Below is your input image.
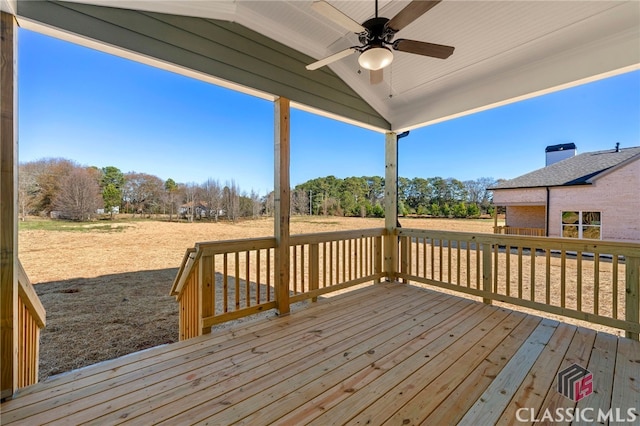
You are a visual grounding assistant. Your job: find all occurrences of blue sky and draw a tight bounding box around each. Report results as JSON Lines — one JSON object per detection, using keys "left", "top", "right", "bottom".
{"left": 18, "top": 29, "right": 640, "bottom": 195}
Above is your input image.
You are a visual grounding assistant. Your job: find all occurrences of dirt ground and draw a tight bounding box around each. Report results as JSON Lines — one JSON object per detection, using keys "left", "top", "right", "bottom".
{"left": 20, "top": 216, "right": 496, "bottom": 380}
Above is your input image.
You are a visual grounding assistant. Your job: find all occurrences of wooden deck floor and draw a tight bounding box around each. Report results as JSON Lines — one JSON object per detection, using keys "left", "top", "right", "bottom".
{"left": 2, "top": 283, "right": 639, "bottom": 425}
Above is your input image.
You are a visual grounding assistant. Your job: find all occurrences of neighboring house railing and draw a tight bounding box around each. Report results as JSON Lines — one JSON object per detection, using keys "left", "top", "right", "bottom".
{"left": 173, "top": 228, "right": 639, "bottom": 340}
{"left": 171, "top": 229, "right": 385, "bottom": 340}
{"left": 397, "top": 229, "right": 640, "bottom": 339}
{"left": 494, "top": 225, "right": 545, "bottom": 237}
{"left": 16, "top": 260, "right": 46, "bottom": 388}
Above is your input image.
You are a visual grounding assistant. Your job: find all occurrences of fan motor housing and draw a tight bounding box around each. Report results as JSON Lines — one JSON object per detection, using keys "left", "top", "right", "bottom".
{"left": 360, "top": 17, "right": 395, "bottom": 45}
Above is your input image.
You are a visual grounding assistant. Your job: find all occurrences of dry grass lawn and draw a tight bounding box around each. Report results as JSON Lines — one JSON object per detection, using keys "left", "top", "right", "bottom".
{"left": 22, "top": 215, "right": 627, "bottom": 383}
{"left": 20, "top": 216, "right": 495, "bottom": 380}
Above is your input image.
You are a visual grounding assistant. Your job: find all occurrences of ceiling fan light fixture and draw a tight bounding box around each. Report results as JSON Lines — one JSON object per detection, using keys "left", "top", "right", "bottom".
{"left": 358, "top": 46, "right": 393, "bottom": 71}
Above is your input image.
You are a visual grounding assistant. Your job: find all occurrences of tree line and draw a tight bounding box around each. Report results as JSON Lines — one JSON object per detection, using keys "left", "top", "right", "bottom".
{"left": 292, "top": 176, "right": 496, "bottom": 218}
{"left": 18, "top": 158, "right": 497, "bottom": 222}
{"left": 18, "top": 158, "right": 260, "bottom": 222}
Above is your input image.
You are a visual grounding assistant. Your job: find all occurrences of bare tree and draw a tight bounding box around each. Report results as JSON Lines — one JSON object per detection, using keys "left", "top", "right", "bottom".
{"left": 464, "top": 177, "right": 496, "bottom": 213}
{"left": 123, "top": 172, "right": 164, "bottom": 217}
{"left": 291, "top": 188, "right": 309, "bottom": 215}
{"left": 263, "top": 192, "right": 275, "bottom": 217}
{"left": 18, "top": 163, "right": 38, "bottom": 220}
{"left": 182, "top": 183, "right": 199, "bottom": 222}
{"left": 54, "top": 168, "right": 102, "bottom": 221}
{"left": 203, "top": 178, "right": 222, "bottom": 222}
{"left": 19, "top": 158, "right": 77, "bottom": 215}
{"left": 223, "top": 180, "right": 240, "bottom": 222}
{"left": 250, "top": 190, "right": 261, "bottom": 219}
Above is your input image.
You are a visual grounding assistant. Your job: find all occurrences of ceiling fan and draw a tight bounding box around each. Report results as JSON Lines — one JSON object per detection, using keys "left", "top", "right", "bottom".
{"left": 306, "top": 0, "right": 455, "bottom": 84}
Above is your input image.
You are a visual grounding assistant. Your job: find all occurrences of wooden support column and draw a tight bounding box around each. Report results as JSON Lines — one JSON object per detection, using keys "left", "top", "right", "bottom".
{"left": 1, "top": 11, "right": 18, "bottom": 400}
{"left": 384, "top": 132, "right": 397, "bottom": 282}
{"left": 274, "top": 97, "right": 290, "bottom": 315}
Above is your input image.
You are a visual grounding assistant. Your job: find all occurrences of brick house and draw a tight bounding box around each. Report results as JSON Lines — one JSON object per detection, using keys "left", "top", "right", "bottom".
{"left": 491, "top": 144, "right": 640, "bottom": 241}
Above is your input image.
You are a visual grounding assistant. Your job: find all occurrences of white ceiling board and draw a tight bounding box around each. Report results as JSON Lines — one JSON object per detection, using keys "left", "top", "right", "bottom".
{"left": 0, "top": 0, "right": 16, "bottom": 14}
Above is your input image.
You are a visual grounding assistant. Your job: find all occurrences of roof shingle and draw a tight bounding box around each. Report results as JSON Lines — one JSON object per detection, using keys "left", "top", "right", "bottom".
{"left": 492, "top": 146, "right": 640, "bottom": 189}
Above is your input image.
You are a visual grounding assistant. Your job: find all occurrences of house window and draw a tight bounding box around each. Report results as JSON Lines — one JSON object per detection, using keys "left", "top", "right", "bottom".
{"left": 561, "top": 211, "right": 601, "bottom": 239}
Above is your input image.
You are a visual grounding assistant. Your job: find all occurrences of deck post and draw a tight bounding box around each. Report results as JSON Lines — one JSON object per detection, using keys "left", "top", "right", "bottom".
{"left": 482, "top": 242, "right": 493, "bottom": 305}
{"left": 374, "top": 236, "right": 382, "bottom": 282}
{"left": 400, "top": 235, "right": 408, "bottom": 283}
{"left": 384, "top": 132, "right": 398, "bottom": 282}
{"left": 274, "top": 97, "right": 290, "bottom": 315}
{"left": 199, "top": 255, "right": 214, "bottom": 335}
{"left": 310, "top": 243, "right": 319, "bottom": 302}
{"left": 1, "top": 10, "right": 18, "bottom": 400}
{"left": 626, "top": 256, "right": 639, "bottom": 340}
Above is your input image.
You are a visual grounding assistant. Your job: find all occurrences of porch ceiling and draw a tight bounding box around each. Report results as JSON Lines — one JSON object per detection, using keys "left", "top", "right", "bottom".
{"left": 7, "top": 0, "right": 640, "bottom": 132}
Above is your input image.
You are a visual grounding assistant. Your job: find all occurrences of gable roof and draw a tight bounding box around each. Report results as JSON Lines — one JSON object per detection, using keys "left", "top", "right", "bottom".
{"left": 9, "top": 0, "right": 640, "bottom": 133}
{"left": 492, "top": 146, "right": 640, "bottom": 190}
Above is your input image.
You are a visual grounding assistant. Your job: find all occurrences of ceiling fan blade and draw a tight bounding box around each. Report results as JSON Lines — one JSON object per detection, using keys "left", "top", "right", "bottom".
{"left": 386, "top": 0, "right": 441, "bottom": 32}
{"left": 306, "top": 47, "right": 357, "bottom": 71}
{"left": 311, "top": 1, "right": 366, "bottom": 33}
{"left": 393, "top": 39, "right": 454, "bottom": 59}
{"left": 370, "top": 69, "right": 383, "bottom": 85}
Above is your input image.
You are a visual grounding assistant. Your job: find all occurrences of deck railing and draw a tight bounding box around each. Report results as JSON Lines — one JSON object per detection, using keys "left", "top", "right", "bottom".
{"left": 173, "top": 227, "right": 639, "bottom": 340}
{"left": 16, "top": 261, "right": 46, "bottom": 388}
{"left": 289, "top": 229, "right": 385, "bottom": 303}
{"left": 170, "top": 238, "right": 277, "bottom": 340}
{"left": 494, "top": 225, "right": 545, "bottom": 236}
{"left": 397, "top": 229, "right": 640, "bottom": 339}
{"left": 171, "top": 229, "right": 385, "bottom": 340}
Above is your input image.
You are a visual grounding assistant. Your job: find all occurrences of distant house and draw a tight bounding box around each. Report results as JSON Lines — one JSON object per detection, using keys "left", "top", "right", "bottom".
{"left": 179, "top": 201, "right": 209, "bottom": 219}
{"left": 491, "top": 144, "right": 640, "bottom": 241}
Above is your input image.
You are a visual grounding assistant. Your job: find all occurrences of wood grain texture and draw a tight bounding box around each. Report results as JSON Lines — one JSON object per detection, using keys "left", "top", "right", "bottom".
{"left": 1, "top": 10, "right": 18, "bottom": 399}
{"left": 2, "top": 284, "right": 637, "bottom": 424}
{"left": 274, "top": 97, "right": 290, "bottom": 315}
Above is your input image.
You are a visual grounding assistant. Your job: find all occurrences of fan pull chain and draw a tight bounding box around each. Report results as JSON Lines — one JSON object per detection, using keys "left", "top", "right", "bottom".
{"left": 389, "top": 65, "right": 393, "bottom": 98}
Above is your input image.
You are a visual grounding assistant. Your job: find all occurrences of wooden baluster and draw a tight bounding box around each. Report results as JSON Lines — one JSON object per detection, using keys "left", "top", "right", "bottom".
{"left": 482, "top": 242, "right": 492, "bottom": 305}
{"left": 625, "top": 256, "right": 638, "bottom": 340}
{"left": 200, "top": 255, "right": 214, "bottom": 335}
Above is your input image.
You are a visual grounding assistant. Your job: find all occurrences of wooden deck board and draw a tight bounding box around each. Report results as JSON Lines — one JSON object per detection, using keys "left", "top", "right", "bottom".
{"left": 1, "top": 283, "right": 638, "bottom": 425}
{"left": 535, "top": 327, "right": 598, "bottom": 419}
{"left": 130, "top": 291, "right": 460, "bottom": 424}
{"left": 7, "top": 285, "right": 424, "bottom": 424}
{"left": 370, "top": 311, "right": 533, "bottom": 425}
{"left": 459, "top": 318, "right": 559, "bottom": 425}
{"left": 218, "top": 300, "right": 478, "bottom": 426}
{"left": 575, "top": 332, "right": 618, "bottom": 418}
{"left": 611, "top": 338, "right": 640, "bottom": 420}
{"left": 494, "top": 322, "right": 577, "bottom": 425}
{"left": 390, "top": 312, "right": 540, "bottom": 426}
